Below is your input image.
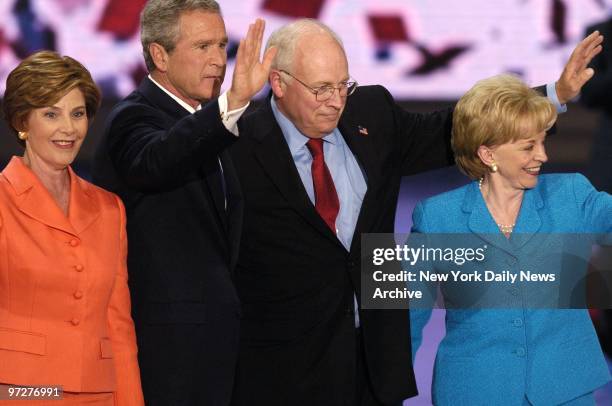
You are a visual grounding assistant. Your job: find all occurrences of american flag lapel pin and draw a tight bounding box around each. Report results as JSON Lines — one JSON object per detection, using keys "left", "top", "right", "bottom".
{"left": 358, "top": 125, "right": 369, "bottom": 136}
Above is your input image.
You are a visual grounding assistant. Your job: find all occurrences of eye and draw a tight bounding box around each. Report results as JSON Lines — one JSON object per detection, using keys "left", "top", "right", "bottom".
{"left": 315, "top": 86, "right": 334, "bottom": 95}
{"left": 72, "top": 110, "right": 86, "bottom": 118}
{"left": 199, "top": 44, "right": 210, "bottom": 50}
{"left": 219, "top": 42, "right": 227, "bottom": 50}
{"left": 44, "top": 111, "right": 57, "bottom": 119}
{"left": 523, "top": 145, "right": 535, "bottom": 151}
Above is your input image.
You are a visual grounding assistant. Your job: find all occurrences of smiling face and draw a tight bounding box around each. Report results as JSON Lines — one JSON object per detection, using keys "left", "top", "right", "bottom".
{"left": 274, "top": 33, "right": 350, "bottom": 138}
{"left": 23, "top": 88, "right": 88, "bottom": 172}
{"left": 490, "top": 130, "right": 548, "bottom": 190}
{"left": 152, "top": 10, "right": 227, "bottom": 108}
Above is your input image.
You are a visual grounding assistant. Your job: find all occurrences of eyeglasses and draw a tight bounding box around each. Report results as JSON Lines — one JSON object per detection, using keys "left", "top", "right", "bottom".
{"left": 279, "top": 70, "right": 357, "bottom": 102}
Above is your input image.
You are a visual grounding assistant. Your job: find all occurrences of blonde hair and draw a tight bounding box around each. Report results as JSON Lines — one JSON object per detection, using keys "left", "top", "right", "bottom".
{"left": 2, "top": 50, "right": 100, "bottom": 147}
{"left": 452, "top": 74, "right": 557, "bottom": 179}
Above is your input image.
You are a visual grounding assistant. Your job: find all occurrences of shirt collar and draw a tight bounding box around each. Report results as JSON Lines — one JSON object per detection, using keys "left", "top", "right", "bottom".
{"left": 270, "top": 97, "right": 338, "bottom": 156}
{"left": 148, "top": 74, "right": 201, "bottom": 113}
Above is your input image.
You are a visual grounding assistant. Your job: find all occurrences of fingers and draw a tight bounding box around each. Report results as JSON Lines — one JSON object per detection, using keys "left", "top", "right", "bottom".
{"left": 239, "top": 18, "right": 266, "bottom": 68}
{"left": 253, "top": 19, "right": 265, "bottom": 64}
{"left": 581, "top": 31, "right": 603, "bottom": 66}
{"left": 565, "top": 31, "right": 603, "bottom": 76}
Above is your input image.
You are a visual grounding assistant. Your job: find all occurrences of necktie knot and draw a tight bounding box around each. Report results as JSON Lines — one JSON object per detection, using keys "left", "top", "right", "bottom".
{"left": 306, "top": 138, "right": 325, "bottom": 158}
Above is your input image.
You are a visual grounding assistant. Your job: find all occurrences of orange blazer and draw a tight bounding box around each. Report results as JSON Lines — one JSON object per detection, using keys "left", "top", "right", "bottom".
{"left": 0, "top": 157, "right": 143, "bottom": 405}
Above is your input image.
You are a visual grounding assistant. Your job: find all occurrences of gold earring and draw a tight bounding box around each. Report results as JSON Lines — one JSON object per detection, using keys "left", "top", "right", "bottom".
{"left": 491, "top": 162, "right": 498, "bottom": 173}
{"left": 18, "top": 131, "right": 27, "bottom": 140}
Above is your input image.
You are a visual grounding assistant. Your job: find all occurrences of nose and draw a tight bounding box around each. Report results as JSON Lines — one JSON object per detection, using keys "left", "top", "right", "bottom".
{"left": 325, "top": 88, "right": 344, "bottom": 109}
{"left": 536, "top": 143, "right": 548, "bottom": 163}
{"left": 60, "top": 115, "right": 77, "bottom": 134}
{"left": 210, "top": 45, "right": 226, "bottom": 67}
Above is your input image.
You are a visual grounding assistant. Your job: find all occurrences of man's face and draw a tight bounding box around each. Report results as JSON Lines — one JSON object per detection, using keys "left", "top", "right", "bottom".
{"left": 276, "top": 34, "right": 350, "bottom": 138}
{"left": 162, "top": 10, "right": 227, "bottom": 107}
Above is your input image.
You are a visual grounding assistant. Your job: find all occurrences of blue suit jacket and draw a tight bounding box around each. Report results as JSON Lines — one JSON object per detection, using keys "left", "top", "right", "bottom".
{"left": 409, "top": 173, "right": 611, "bottom": 405}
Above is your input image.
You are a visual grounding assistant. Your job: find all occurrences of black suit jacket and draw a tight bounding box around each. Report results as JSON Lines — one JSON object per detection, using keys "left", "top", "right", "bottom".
{"left": 582, "top": 19, "right": 612, "bottom": 115}
{"left": 229, "top": 85, "right": 454, "bottom": 405}
{"left": 93, "top": 77, "right": 243, "bottom": 406}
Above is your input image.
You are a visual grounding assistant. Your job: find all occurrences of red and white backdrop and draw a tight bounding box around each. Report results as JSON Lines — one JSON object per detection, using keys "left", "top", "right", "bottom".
{"left": 0, "top": 0, "right": 608, "bottom": 100}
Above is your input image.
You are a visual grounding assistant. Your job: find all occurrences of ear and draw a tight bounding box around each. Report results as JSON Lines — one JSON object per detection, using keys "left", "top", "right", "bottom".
{"left": 149, "top": 42, "right": 170, "bottom": 72}
{"left": 476, "top": 145, "right": 495, "bottom": 166}
{"left": 269, "top": 70, "right": 284, "bottom": 99}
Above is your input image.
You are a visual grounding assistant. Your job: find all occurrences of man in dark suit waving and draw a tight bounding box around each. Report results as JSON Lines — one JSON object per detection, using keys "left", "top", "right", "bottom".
{"left": 92, "top": 0, "right": 275, "bottom": 404}
{"left": 229, "top": 19, "right": 602, "bottom": 406}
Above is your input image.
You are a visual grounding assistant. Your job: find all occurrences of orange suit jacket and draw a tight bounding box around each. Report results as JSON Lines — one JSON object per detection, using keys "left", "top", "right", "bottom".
{"left": 0, "top": 157, "right": 143, "bottom": 405}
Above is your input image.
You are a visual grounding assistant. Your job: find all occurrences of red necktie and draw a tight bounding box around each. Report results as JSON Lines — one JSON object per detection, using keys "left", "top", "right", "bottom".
{"left": 306, "top": 138, "right": 340, "bottom": 232}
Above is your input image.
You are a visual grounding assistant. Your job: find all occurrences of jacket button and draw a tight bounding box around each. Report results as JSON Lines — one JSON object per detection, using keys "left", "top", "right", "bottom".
{"left": 73, "top": 291, "right": 83, "bottom": 299}
{"left": 69, "top": 239, "right": 79, "bottom": 247}
{"left": 75, "top": 264, "right": 84, "bottom": 272}
{"left": 70, "top": 318, "right": 80, "bottom": 326}
{"left": 512, "top": 318, "right": 523, "bottom": 327}
{"left": 515, "top": 347, "right": 526, "bottom": 357}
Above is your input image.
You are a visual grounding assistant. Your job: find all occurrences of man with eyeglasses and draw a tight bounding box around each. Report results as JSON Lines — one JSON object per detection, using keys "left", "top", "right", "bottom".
{"left": 229, "top": 18, "right": 602, "bottom": 406}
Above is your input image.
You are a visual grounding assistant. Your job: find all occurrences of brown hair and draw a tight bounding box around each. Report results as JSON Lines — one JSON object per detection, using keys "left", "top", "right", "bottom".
{"left": 140, "top": 0, "right": 221, "bottom": 72}
{"left": 452, "top": 74, "right": 557, "bottom": 179}
{"left": 2, "top": 50, "right": 101, "bottom": 147}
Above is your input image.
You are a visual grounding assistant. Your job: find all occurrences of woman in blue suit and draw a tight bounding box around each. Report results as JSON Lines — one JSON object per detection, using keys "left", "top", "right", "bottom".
{"left": 408, "top": 74, "right": 612, "bottom": 405}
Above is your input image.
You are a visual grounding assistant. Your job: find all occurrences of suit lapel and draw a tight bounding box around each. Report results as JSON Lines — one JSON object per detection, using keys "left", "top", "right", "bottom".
{"left": 511, "top": 187, "right": 543, "bottom": 249}
{"left": 338, "top": 113, "right": 381, "bottom": 252}
{"left": 140, "top": 77, "right": 230, "bottom": 240}
{"left": 252, "top": 103, "right": 343, "bottom": 248}
{"left": 202, "top": 156, "right": 228, "bottom": 232}
{"left": 221, "top": 149, "right": 243, "bottom": 270}
{"left": 68, "top": 167, "right": 100, "bottom": 234}
{"left": 463, "top": 182, "right": 516, "bottom": 257}
{"left": 2, "top": 157, "right": 99, "bottom": 236}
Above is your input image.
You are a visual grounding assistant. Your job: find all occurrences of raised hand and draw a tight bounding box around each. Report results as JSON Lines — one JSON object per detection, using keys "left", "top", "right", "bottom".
{"left": 556, "top": 30, "right": 603, "bottom": 104}
{"left": 227, "top": 19, "right": 277, "bottom": 110}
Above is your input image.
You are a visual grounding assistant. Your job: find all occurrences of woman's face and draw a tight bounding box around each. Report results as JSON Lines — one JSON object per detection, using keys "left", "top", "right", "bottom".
{"left": 24, "top": 88, "right": 88, "bottom": 171}
{"left": 490, "top": 130, "right": 548, "bottom": 190}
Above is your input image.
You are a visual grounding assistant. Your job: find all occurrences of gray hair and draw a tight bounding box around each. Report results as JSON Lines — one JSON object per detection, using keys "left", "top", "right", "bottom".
{"left": 140, "top": 0, "right": 221, "bottom": 72}
{"left": 265, "top": 18, "right": 344, "bottom": 72}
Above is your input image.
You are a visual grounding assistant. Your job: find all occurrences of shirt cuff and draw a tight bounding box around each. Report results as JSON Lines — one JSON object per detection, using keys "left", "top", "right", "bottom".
{"left": 218, "top": 91, "right": 249, "bottom": 136}
{"left": 547, "top": 82, "right": 567, "bottom": 114}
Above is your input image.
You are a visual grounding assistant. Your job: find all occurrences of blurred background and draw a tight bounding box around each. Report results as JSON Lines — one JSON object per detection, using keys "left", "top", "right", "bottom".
{"left": 0, "top": 0, "right": 610, "bottom": 404}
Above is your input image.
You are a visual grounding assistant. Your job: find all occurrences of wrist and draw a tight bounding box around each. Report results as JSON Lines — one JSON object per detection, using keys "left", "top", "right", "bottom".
{"left": 227, "top": 89, "right": 249, "bottom": 111}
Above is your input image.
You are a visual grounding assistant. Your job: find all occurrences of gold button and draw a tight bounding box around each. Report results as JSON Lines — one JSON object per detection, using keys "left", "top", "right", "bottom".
{"left": 75, "top": 264, "right": 84, "bottom": 272}
{"left": 73, "top": 291, "right": 83, "bottom": 299}
{"left": 69, "top": 239, "right": 79, "bottom": 247}
{"left": 70, "top": 318, "right": 80, "bottom": 326}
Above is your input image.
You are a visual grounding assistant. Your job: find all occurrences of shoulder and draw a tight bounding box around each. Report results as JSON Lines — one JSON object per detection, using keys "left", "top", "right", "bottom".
{"left": 345, "top": 85, "right": 393, "bottom": 109}
{"left": 419, "top": 182, "right": 472, "bottom": 213}
{"left": 413, "top": 183, "right": 472, "bottom": 231}
{"left": 76, "top": 174, "right": 124, "bottom": 212}
{"left": 536, "top": 173, "right": 592, "bottom": 198}
{"left": 106, "top": 90, "right": 160, "bottom": 125}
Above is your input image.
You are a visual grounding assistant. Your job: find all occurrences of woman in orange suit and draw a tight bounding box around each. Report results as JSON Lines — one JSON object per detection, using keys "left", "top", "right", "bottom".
{"left": 0, "top": 51, "right": 143, "bottom": 405}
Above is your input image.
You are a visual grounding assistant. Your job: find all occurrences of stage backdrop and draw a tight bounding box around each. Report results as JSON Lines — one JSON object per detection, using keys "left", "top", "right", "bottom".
{"left": 0, "top": 0, "right": 608, "bottom": 100}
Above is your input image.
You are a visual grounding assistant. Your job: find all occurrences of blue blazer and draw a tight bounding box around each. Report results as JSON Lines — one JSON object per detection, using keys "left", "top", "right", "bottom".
{"left": 409, "top": 173, "right": 611, "bottom": 405}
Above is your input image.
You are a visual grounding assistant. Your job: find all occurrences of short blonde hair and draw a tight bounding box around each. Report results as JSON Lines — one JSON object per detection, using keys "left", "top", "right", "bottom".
{"left": 452, "top": 74, "right": 557, "bottom": 179}
{"left": 2, "top": 50, "right": 101, "bottom": 147}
